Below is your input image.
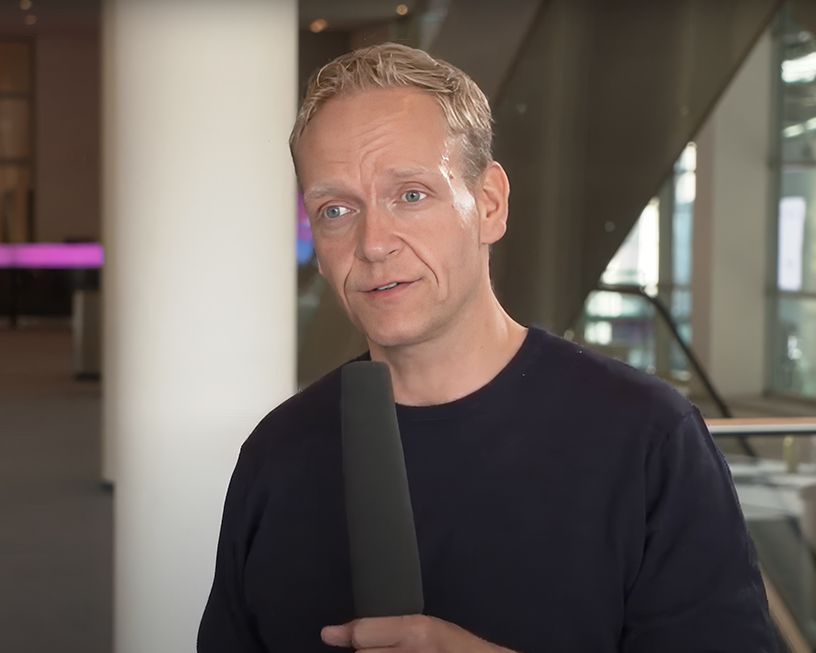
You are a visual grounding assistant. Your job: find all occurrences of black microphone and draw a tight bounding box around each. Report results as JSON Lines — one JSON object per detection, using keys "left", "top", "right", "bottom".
{"left": 340, "top": 361, "right": 424, "bottom": 618}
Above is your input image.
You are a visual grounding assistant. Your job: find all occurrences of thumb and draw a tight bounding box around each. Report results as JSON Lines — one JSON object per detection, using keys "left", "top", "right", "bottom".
{"left": 321, "top": 624, "right": 353, "bottom": 647}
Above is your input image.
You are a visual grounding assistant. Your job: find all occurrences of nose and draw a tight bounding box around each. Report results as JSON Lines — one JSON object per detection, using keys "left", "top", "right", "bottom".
{"left": 355, "top": 205, "right": 401, "bottom": 263}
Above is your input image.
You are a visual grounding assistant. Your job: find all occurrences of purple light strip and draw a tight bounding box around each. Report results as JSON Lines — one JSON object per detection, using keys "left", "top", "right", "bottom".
{"left": 0, "top": 243, "right": 104, "bottom": 269}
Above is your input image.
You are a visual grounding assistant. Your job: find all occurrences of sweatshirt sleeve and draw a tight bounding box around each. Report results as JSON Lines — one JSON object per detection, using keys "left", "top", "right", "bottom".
{"left": 197, "top": 446, "right": 267, "bottom": 653}
{"left": 621, "top": 410, "right": 778, "bottom": 653}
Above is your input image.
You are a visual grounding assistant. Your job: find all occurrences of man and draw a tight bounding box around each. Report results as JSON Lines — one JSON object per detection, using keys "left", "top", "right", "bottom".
{"left": 198, "top": 43, "right": 776, "bottom": 652}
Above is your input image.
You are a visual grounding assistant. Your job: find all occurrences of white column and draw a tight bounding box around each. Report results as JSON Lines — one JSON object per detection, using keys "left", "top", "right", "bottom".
{"left": 101, "top": 0, "right": 120, "bottom": 486}
{"left": 101, "top": 1, "right": 297, "bottom": 651}
{"left": 693, "top": 30, "right": 772, "bottom": 398}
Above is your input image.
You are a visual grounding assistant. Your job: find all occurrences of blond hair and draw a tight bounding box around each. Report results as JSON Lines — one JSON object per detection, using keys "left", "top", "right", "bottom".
{"left": 289, "top": 42, "right": 493, "bottom": 186}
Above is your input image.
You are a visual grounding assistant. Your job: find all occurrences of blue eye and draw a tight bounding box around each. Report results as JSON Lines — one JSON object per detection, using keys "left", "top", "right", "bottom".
{"left": 402, "top": 190, "right": 426, "bottom": 203}
{"left": 323, "top": 205, "right": 351, "bottom": 219}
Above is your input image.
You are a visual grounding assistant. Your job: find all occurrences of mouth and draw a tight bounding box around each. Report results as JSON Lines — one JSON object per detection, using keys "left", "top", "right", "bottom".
{"left": 366, "top": 280, "right": 414, "bottom": 293}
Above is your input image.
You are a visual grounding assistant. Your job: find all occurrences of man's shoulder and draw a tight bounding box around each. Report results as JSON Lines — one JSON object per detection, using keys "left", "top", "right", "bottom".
{"left": 524, "top": 327, "right": 696, "bottom": 433}
{"left": 241, "top": 362, "right": 346, "bottom": 454}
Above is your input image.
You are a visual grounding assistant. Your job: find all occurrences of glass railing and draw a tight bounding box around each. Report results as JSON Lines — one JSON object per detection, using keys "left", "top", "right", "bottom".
{"left": 709, "top": 419, "right": 816, "bottom": 652}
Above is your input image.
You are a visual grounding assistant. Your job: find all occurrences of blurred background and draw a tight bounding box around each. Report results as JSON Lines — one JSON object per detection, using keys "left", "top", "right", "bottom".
{"left": 4, "top": 0, "right": 816, "bottom": 651}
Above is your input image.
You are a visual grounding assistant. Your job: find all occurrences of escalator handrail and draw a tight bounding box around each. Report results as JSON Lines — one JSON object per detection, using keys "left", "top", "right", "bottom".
{"left": 707, "top": 418, "right": 816, "bottom": 436}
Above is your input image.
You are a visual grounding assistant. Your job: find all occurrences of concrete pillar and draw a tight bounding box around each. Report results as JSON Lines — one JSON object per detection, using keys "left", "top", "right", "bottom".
{"left": 693, "top": 30, "right": 773, "bottom": 398}
{"left": 101, "top": 1, "right": 297, "bottom": 651}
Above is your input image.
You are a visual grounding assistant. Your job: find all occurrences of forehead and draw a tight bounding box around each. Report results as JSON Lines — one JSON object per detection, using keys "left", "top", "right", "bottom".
{"left": 296, "top": 87, "right": 459, "bottom": 183}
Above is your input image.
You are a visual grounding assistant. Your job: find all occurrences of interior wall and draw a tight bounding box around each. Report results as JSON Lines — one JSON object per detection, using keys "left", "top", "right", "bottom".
{"left": 692, "top": 118, "right": 714, "bottom": 368}
{"left": 693, "top": 29, "right": 773, "bottom": 397}
{"left": 35, "top": 33, "right": 100, "bottom": 242}
{"left": 298, "top": 29, "right": 351, "bottom": 99}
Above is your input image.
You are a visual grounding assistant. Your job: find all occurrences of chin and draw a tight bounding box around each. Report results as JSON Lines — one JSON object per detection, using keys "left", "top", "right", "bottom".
{"left": 360, "top": 318, "right": 431, "bottom": 350}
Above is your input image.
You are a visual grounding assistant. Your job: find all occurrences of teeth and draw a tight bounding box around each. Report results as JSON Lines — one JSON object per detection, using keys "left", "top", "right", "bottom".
{"left": 376, "top": 282, "right": 398, "bottom": 290}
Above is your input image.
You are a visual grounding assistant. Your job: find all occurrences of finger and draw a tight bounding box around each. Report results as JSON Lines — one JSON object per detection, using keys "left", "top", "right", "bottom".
{"left": 349, "top": 615, "right": 419, "bottom": 649}
{"left": 322, "top": 624, "right": 353, "bottom": 647}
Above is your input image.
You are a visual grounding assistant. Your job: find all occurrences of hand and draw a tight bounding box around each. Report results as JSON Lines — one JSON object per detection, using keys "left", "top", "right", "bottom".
{"left": 321, "top": 614, "right": 515, "bottom": 652}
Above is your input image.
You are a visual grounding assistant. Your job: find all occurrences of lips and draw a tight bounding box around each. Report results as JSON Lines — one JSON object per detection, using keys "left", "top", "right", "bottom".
{"left": 363, "top": 280, "right": 414, "bottom": 292}
{"left": 367, "top": 281, "right": 404, "bottom": 292}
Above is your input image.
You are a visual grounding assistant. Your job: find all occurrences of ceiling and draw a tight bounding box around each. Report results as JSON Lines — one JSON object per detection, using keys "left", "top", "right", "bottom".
{"left": 299, "top": 0, "right": 419, "bottom": 29}
{"left": 0, "top": 0, "right": 99, "bottom": 36}
{"left": 0, "top": 0, "right": 420, "bottom": 36}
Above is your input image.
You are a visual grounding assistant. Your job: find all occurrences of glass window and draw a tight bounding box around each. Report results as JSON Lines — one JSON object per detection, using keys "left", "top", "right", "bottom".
{"left": 770, "top": 9, "right": 816, "bottom": 399}
{"left": 780, "top": 10, "right": 816, "bottom": 165}
{"left": 601, "top": 198, "right": 660, "bottom": 290}
{"left": 673, "top": 143, "right": 696, "bottom": 288}
{"left": 772, "top": 296, "right": 816, "bottom": 395}
{"left": 577, "top": 144, "right": 696, "bottom": 382}
{"left": 777, "top": 171, "right": 816, "bottom": 293}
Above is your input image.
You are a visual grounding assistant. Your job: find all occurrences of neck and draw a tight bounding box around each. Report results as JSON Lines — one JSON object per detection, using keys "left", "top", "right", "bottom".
{"left": 368, "top": 292, "right": 527, "bottom": 406}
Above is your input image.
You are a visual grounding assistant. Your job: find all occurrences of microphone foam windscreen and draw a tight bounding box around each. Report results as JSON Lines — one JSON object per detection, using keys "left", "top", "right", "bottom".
{"left": 341, "top": 361, "right": 424, "bottom": 618}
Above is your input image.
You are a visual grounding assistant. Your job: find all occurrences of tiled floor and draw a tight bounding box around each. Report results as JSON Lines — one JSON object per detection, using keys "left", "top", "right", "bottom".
{"left": 0, "top": 325, "right": 111, "bottom": 653}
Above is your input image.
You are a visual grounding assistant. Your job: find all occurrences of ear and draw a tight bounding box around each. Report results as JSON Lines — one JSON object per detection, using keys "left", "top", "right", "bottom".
{"left": 477, "top": 162, "right": 510, "bottom": 245}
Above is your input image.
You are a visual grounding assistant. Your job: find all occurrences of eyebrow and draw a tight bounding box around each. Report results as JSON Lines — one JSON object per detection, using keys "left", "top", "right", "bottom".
{"left": 303, "top": 168, "right": 433, "bottom": 201}
{"left": 303, "top": 185, "right": 347, "bottom": 201}
{"left": 385, "top": 167, "right": 430, "bottom": 179}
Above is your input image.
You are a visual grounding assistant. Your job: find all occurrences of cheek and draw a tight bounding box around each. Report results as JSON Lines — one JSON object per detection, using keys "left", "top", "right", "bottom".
{"left": 313, "top": 240, "right": 344, "bottom": 282}
{"left": 315, "top": 241, "right": 361, "bottom": 303}
{"left": 417, "top": 218, "right": 481, "bottom": 286}
{"left": 443, "top": 210, "right": 482, "bottom": 259}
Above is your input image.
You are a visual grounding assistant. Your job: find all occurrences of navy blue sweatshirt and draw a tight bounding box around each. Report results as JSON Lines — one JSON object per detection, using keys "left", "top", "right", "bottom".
{"left": 198, "top": 327, "right": 776, "bottom": 652}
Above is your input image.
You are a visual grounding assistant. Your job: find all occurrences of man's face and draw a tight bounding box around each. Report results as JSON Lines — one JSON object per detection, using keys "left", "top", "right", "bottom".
{"left": 297, "top": 87, "right": 495, "bottom": 349}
